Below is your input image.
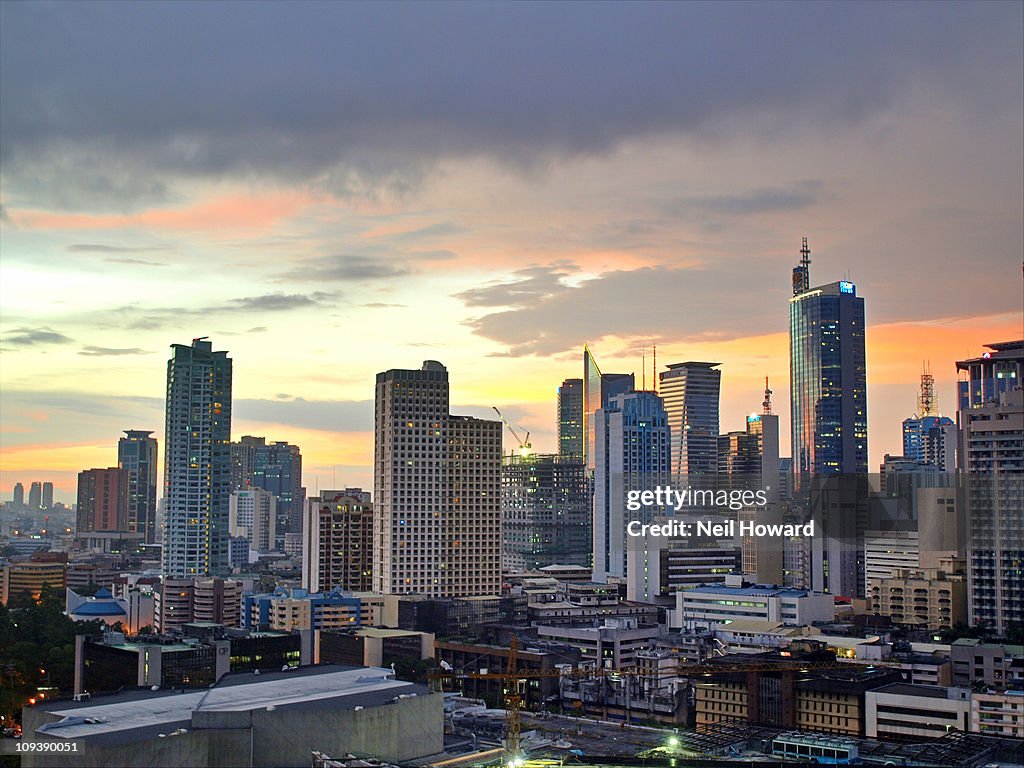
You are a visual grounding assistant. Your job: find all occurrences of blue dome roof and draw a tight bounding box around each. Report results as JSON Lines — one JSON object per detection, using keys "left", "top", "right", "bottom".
{"left": 72, "top": 601, "right": 126, "bottom": 617}
{"left": 94, "top": 587, "right": 113, "bottom": 599}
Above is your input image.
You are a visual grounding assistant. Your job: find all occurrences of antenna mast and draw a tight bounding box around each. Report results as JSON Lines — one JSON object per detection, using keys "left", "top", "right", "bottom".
{"left": 763, "top": 377, "right": 773, "bottom": 416}
{"left": 918, "top": 362, "right": 936, "bottom": 417}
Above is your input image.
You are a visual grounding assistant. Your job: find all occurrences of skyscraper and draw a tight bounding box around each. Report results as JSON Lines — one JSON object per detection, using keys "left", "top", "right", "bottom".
{"left": 12, "top": 483, "right": 24, "bottom": 508}
{"left": 41, "top": 482, "right": 53, "bottom": 510}
{"left": 162, "top": 337, "right": 233, "bottom": 578}
{"left": 902, "top": 369, "right": 956, "bottom": 471}
{"left": 118, "top": 430, "right": 159, "bottom": 544}
{"left": 230, "top": 435, "right": 264, "bottom": 490}
{"left": 76, "top": 468, "right": 128, "bottom": 534}
{"left": 593, "top": 390, "right": 670, "bottom": 582}
{"left": 789, "top": 239, "right": 867, "bottom": 489}
{"left": 502, "top": 453, "right": 590, "bottom": 572}
{"left": 302, "top": 488, "right": 373, "bottom": 593}
{"left": 956, "top": 340, "right": 1023, "bottom": 634}
{"left": 229, "top": 488, "right": 277, "bottom": 553}
{"left": 373, "top": 361, "right": 502, "bottom": 597}
{"left": 582, "top": 345, "right": 634, "bottom": 469}
{"left": 557, "top": 378, "right": 584, "bottom": 457}
{"left": 230, "top": 436, "right": 304, "bottom": 547}
{"left": 28, "top": 482, "right": 41, "bottom": 510}
{"left": 659, "top": 362, "right": 721, "bottom": 485}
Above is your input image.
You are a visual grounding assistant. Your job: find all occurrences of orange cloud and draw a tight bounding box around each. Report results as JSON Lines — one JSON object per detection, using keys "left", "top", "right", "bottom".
{"left": 11, "top": 190, "right": 317, "bottom": 234}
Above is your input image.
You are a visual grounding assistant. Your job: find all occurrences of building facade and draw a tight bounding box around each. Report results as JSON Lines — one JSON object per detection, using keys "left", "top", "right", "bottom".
{"left": 76, "top": 467, "right": 129, "bottom": 534}
{"left": 118, "top": 430, "right": 159, "bottom": 544}
{"left": 162, "top": 338, "right": 233, "bottom": 578}
{"left": 373, "top": 361, "right": 502, "bottom": 597}
{"left": 302, "top": 488, "right": 373, "bottom": 593}
{"left": 659, "top": 361, "right": 721, "bottom": 486}
{"left": 229, "top": 488, "right": 278, "bottom": 553}
{"left": 557, "top": 377, "right": 584, "bottom": 458}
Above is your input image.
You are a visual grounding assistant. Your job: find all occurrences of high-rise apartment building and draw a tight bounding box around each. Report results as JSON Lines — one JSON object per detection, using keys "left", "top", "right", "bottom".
{"left": 41, "top": 482, "right": 53, "bottom": 510}
{"left": 502, "top": 453, "right": 590, "bottom": 572}
{"left": 660, "top": 362, "right": 721, "bottom": 486}
{"left": 76, "top": 468, "right": 128, "bottom": 534}
{"left": 557, "top": 378, "right": 584, "bottom": 457}
{"left": 28, "top": 482, "right": 42, "bottom": 510}
{"left": 230, "top": 436, "right": 304, "bottom": 547}
{"left": 12, "top": 483, "right": 24, "bottom": 508}
{"left": 373, "top": 361, "right": 502, "bottom": 597}
{"left": 789, "top": 239, "right": 868, "bottom": 488}
{"left": 229, "top": 488, "right": 277, "bottom": 553}
{"left": 302, "top": 488, "right": 373, "bottom": 593}
{"left": 582, "top": 345, "right": 635, "bottom": 470}
{"left": 957, "top": 340, "right": 1023, "bottom": 634}
{"left": 162, "top": 337, "right": 233, "bottom": 578}
{"left": 593, "top": 390, "right": 670, "bottom": 582}
{"left": 118, "top": 430, "right": 159, "bottom": 544}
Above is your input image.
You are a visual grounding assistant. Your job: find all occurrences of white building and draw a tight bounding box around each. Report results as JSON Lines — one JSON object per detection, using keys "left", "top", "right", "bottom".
{"left": 373, "top": 362, "right": 502, "bottom": 597}
{"left": 671, "top": 574, "right": 835, "bottom": 629}
{"left": 230, "top": 488, "right": 277, "bottom": 553}
{"left": 972, "top": 690, "right": 1024, "bottom": 738}
{"left": 864, "top": 530, "right": 918, "bottom": 594}
{"left": 865, "top": 683, "right": 971, "bottom": 740}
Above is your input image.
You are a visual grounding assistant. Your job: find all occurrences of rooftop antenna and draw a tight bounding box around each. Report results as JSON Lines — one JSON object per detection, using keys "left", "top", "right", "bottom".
{"left": 763, "top": 377, "right": 773, "bottom": 416}
{"left": 652, "top": 345, "right": 657, "bottom": 393}
{"left": 642, "top": 346, "right": 646, "bottom": 391}
{"left": 793, "top": 237, "right": 811, "bottom": 295}
{"left": 918, "top": 362, "right": 936, "bottom": 417}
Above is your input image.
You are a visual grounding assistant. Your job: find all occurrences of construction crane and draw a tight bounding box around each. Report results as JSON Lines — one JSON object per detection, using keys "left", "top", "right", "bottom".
{"left": 492, "top": 407, "right": 532, "bottom": 456}
{"left": 431, "top": 637, "right": 878, "bottom": 767}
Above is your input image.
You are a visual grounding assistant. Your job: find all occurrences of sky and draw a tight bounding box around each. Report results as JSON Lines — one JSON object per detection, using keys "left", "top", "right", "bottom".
{"left": 1, "top": 2, "right": 1022, "bottom": 505}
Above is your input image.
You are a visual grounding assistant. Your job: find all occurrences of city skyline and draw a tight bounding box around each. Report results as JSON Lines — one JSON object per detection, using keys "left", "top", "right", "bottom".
{"left": 2, "top": 3, "right": 1022, "bottom": 503}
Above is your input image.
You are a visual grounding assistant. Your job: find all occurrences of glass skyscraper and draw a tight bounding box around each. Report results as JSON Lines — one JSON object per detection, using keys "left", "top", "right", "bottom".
{"left": 789, "top": 255, "right": 867, "bottom": 490}
{"left": 119, "top": 430, "right": 158, "bottom": 544}
{"left": 582, "top": 345, "right": 634, "bottom": 470}
{"left": 162, "top": 338, "right": 233, "bottom": 578}
{"left": 659, "top": 361, "right": 721, "bottom": 486}
{"left": 557, "top": 378, "right": 584, "bottom": 458}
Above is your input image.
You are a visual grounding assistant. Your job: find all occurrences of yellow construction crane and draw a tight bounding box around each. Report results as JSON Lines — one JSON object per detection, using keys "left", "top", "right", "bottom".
{"left": 493, "top": 406, "right": 532, "bottom": 456}
{"left": 432, "top": 638, "right": 893, "bottom": 767}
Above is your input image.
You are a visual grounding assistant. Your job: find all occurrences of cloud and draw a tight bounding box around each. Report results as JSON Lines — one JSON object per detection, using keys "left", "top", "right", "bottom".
{"left": 67, "top": 243, "right": 165, "bottom": 253}
{"left": 103, "top": 257, "right": 167, "bottom": 267}
{"left": 78, "top": 345, "right": 149, "bottom": 356}
{"left": 363, "top": 302, "right": 406, "bottom": 309}
{"left": 105, "top": 292, "right": 338, "bottom": 331}
{"left": 670, "top": 180, "right": 827, "bottom": 217}
{"left": 456, "top": 264, "right": 580, "bottom": 308}
{"left": 227, "top": 292, "right": 336, "bottom": 312}
{"left": 2, "top": 327, "right": 73, "bottom": 347}
{"left": 1, "top": 4, "right": 1018, "bottom": 209}
{"left": 281, "top": 255, "right": 411, "bottom": 282}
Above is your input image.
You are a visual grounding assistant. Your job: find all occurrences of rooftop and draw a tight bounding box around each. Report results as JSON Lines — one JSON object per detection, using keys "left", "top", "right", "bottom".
{"left": 685, "top": 583, "right": 810, "bottom": 598}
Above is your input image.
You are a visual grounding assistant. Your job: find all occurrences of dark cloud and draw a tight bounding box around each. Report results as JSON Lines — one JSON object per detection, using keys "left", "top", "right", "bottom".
{"left": 1, "top": 3, "right": 1018, "bottom": 209}
{"left": 282, "top": 255, "right": 411, "bottom": 282}
{"left": 671, "top": 180, "right": 827, "bottom": 217}
{"left": 2, "top": 327, "right": 73, "bottom": 347}
{"left": 228, "top": 292, "right": 336, "bottom": 312}
{"left": 78, "top": 345, "right": 149, "bottom": 356}
{"left": 106, "top": 292, "right": 338, "bottom": 331}
{"left": 456, "top": 264, "right": 579, "bottom": 308}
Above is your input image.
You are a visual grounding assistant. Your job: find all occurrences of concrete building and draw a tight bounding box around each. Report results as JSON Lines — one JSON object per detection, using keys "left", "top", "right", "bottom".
{"left": 1, "top": 556, "right": 67, "bottom": 606}
{"left": 76, "top": 467, "right": 129, "bottom": 534}
{"left": 302, "top": 488, "right": 373, "bottom": 593}
{"left": 244, "top": 588, "right": 396, "bottom": 632}
{"left": 536, "top": 617, "right": 661, "bottom": 669}
{"left": 29, "top": 481, "right": 42, "bottom": 510}
{"left": 972, "top": 690, "right": 1024, "bottom": 738}
{"left": 864, "top": 530, "right": 920, "bottom": 594}
{"left": 319, "top": 627, "right": 432, "bottom": 667}
{"left": 501, "top": 452, "right": 590, "bottom": 572}
{"left": 23, "top": 666, "right": 442, "bottom": 767}
{"left": 373, "top": 361, "right": 502, "bottom": 597}
{"left": 154, "top": 577, "right": 243, "bottom": 632}
{"left": 557, "top": 377, "right": 584, "bottom": 458}
{"left": 66, "top": 587, "right": 154, "bottom": 634}
{"left": 866, "top": 683, "right": 971, "bottom": 740}
{"left": 118, "top": 430, "right": 159, "bottom": 544}
{"left": 659, "top": 361, "right": 721, "bottom": 486}
{"left": 957, "top": 340, "right": 1023, "bottom": 634}
{"left": 593, "top": 390, "right": 670, "bottom": 582}
{"left": 869, "top": 568, "right": 967, "bottom": 630}
{"left": 162, "top": 338, "right": 233, "bottom": 578}
{"left": 626, "top": 530, "right": 739, "bottom": 603}
{"left": 672, "top": 575, "right": 836, "bottom": 629}
{"left": 228, "top": 488, "right": 277, "bottom": 553}
{"left": 41, "top": 481, "right": 53, "bottom": 510}
{"left": 12, "top": 482, "right": 25, "bottom": 508}
{"left": 951, "top": 639, "right": 1024, "bottom": 689}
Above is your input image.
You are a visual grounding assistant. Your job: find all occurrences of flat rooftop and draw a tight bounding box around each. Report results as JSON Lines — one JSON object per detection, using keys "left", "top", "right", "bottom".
{"left": 874, "top": 682, "right": 958, "bottom": 698}
{"left": 35, "top": 666, "right": 427, "bottom": 745}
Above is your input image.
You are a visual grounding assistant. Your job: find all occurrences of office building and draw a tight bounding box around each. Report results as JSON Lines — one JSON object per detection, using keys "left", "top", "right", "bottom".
{"left": 626, "top": 531, "right": 739, "bottom": 603}
{"left": 118, "top": 430, "right": 159, "bottom": 544}
{"left": 557, "top": 377, "right": 584, "bottom": 457}
{"left": 501, "top": 452, "right": 590, "bottom": 572}
{"left": 162, "top": 337, "right": 233, "bottom": 578}
{"left": 660, "top": 361, "right": 721, "bottom": 485}
{"left": 789, "top": 239, "right": 868, "bottom": 487}
{"left": 582, "top": 345, "right": 635, "bottom": 469}
{"left": 28, "top": 481, "right": 42, "bottom": 510}
{"left": 302, "top": 488, "right": 373, "bottom": 593}
{"left": 865, "top": 683, "right": 971, "bottom": 740}
{"left": 373, "top": 361, "right": 502, "bottom": 597}
{"left": 593, "top": 390, "right": 670, "bottom": 582}
{"left": 76, "top": 467, "right": 128, "bottom": 534}
{"left": 41, "top": 481, "right": 53, "bottom": 510}
{"left": 1, "top": 555, "right": 67, "bottom": 607}
{"left": 672, "top": 575, "right": 836, "bottom": 629}
{"left": 957, "top": 340, "right": 1023, "bottom": 634}
{"left": 12, "top": 482, "right": 25, "bottom": 508}
{"left": 252, "top": 439, "right": 304, "bottom": 545}
{"left": 229, "top": 488, "right": 277, "bottom": 553}
{"left": 244, "top": 588, "right": 394, "bottom": 632}
{"left": 154, "top": 576, "right": 243, "bottom": 632}
{"left": 950, "top": 639, "right": 1024, "bottom": 689}
{"left": 864, "top": 530, "right": 920, "bottom": 592}
{"left": 229, "top": 435, "right": 263, "bottom": 490}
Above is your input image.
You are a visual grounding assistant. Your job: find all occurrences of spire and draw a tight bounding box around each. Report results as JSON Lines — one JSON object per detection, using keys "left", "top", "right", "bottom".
{"left": 763, "top": 377, "right": 773, "bottom": 415}
{"left": 792, "top": 237, "right": 811, "bottom": 295}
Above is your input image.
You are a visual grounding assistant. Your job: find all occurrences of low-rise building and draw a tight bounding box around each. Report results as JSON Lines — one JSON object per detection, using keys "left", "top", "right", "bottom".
{"left": 672, "top": 575, "right": 836, "bottom": 629}
{"left": 972, "top": 690, "right": 1024, "bottom": 738}
{"left": 319, "top": 627, "right": 433, "bottom": 667}
{"left": 865, "top": 683, "right": 971, "bottom": 740}
{"left": 244, "top": 588, "right": 396, "bottom": 632}
{"left": 536, "top": 618, "right": 660, "bottom": 669}
{"left": 951, "top": 639, "right": 1024, "bottom": 688}
{"left": 869, "top": 568, "right": 967, "bottom": 630}
{"left": 1, "top": 555, "right": 67, "bottom": 606}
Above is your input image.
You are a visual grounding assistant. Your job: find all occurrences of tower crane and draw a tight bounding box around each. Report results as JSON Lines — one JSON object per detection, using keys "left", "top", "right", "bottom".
{"left": 492, "top": 407, "right": 532, "bottom": 456}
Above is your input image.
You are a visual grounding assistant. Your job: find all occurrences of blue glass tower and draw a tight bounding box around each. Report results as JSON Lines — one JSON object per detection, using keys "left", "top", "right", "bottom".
{"left": 789, "top": 240, "right": 867, "bottom": 491}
